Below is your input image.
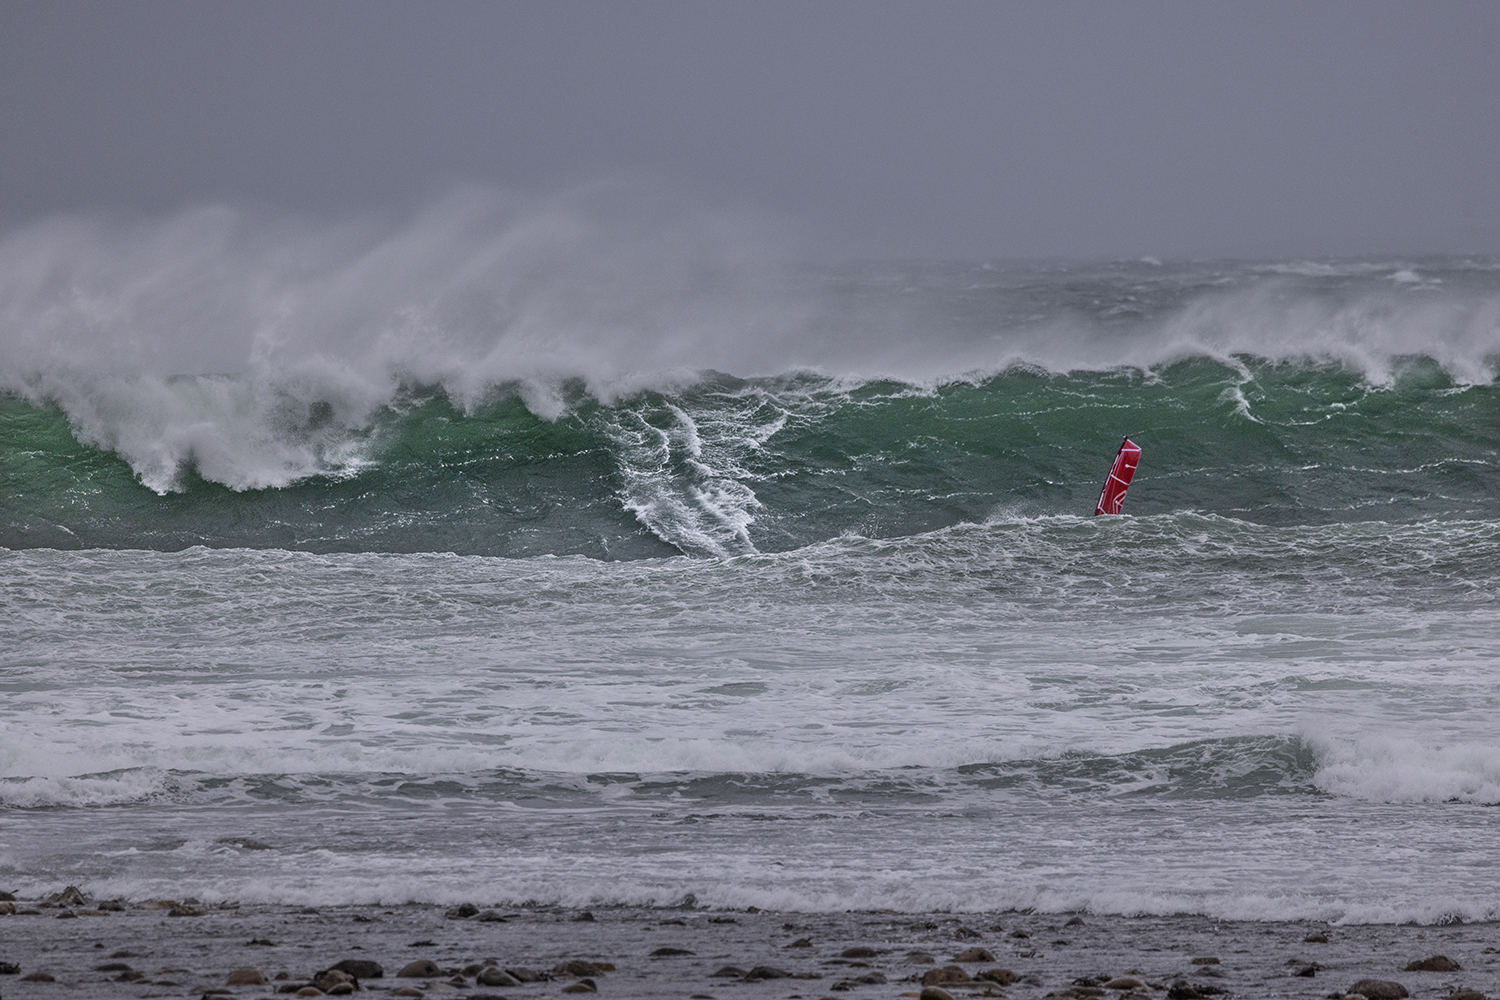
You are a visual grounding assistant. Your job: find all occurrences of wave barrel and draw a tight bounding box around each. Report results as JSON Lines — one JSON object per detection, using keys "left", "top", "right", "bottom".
{"left": 1094, "top": 437, "right": 1141, "bottom": 515}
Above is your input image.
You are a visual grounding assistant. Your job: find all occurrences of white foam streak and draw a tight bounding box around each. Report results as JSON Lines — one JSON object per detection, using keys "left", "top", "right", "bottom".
{"left": 1310, "top": 733, "right": 1500, "bottom": 805}
{"left": 0, "top": 769, "right": 170, "bottom": 809}
{"left": 10, "top": 867, "right": 1495, "bottom": 926}
{"left": 604, "top": 397, "right": 770, "bottom": 556}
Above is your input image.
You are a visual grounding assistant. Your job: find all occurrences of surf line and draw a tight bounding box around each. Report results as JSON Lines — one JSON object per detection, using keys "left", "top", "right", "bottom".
{"left": 1094, "top": 438, "right": 1141, "bottom": 515}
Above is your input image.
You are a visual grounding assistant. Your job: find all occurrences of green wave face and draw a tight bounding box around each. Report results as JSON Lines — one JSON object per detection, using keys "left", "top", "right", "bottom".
{"left": 5, "top": 355, "right": 1498, "bottom": 557}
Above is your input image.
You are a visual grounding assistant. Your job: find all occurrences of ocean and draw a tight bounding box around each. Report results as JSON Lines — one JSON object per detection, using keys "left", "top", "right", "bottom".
{"left": 2, "top": 208, "right": 1498, "bottom": 929}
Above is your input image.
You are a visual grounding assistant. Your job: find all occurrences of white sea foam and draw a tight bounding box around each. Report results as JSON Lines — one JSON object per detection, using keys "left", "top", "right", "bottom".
{"left": 0, "top": 769, "right": 172, "bottom": 809}
{"left": 41, "top": 878, "right": 1493, "bottom": 925}
{"left": 5, "top": 522, "right": 1500, "bottom": 806}
{"left": 1309, "top": 733, "right": 1500, "bottom": 805}
{"left": 5, "top": 533, "right": 1500, "bottom": 925}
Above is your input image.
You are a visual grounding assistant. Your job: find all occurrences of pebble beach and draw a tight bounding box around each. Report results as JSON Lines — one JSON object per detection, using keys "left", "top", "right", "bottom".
{"left": 1, "top": 893, "right": 1497, "bottom": 1000}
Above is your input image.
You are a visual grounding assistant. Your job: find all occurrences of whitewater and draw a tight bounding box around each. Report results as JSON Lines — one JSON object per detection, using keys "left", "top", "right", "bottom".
{"left": 3, "top": 193, "right": 1500, "bottom": 928}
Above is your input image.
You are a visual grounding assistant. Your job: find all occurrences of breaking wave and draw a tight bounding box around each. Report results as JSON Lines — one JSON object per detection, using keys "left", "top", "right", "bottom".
{"left": 3, "top": 193, "right": 1500, "bottom": 556}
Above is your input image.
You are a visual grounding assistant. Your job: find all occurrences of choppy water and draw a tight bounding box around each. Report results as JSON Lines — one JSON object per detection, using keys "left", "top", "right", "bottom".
{"left": 2, "top": 201, "right": 1498, "bottom": 922}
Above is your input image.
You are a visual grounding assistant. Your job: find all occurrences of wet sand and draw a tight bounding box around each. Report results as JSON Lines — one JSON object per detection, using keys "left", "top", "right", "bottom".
{"left": 1, "top": 902, "right": 1496, "bottom": 1000}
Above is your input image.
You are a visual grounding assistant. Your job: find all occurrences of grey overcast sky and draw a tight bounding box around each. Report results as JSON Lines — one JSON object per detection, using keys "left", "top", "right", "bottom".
{"left": 2, "top": 0, "right": 1499, "bottom": 260}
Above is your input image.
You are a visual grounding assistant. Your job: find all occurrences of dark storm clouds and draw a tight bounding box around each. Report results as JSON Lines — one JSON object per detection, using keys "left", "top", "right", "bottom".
{"left": 2, "top": 0, "right": 1498, "bottom": 259}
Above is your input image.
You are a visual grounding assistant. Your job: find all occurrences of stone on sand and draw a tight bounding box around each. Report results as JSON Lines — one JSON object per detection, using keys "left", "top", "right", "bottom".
{"left": 1166, "top": 986, "right": 1217, "bottom": 1000}
{"left": 921, "top": 966, "right": 972, "bottom": 986}
{"left": 1406, "top": 956, "right": 1462, "bottom": 972}
{"left": 312, "top": 969, "right": 356, "bottom": 993}
{"left": 1103, "top": 977, "right": 1146, "bottom": 990}
{"left": 920, "top": 988, "right": 956, "bottom": 1000}
{"left": 478, "top": 968, "right": 521, "bottom": 987}
{"left": 397, "top": 959, "right": 442, "bottom": 978}
{"left": 331, "top": 959, "right": 383, "bottom": 979}
{"left": 562, "top": 978, "right": 598, "bottom": 993}
{"left": 227, "top": 967, "right": 267, "bottom": 985}
{"left": 506, "top": 967, "right": 547, "bottom": 982}
{"left": 1348, "top": 979, "right": 1409, "bottom": 999}
{"left": 743, "top": 966, "right": 790, "bottom": 981}
{"left": 953, "top": 947, "right": 995, "bottom": 963}
{"left": 554, "top": 961, "right": 614, "bottom": 977}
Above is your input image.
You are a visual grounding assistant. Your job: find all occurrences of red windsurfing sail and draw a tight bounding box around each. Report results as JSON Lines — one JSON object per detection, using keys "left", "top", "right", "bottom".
{"left": 1094, "top": 438, "right": 1141, "bottom": 515}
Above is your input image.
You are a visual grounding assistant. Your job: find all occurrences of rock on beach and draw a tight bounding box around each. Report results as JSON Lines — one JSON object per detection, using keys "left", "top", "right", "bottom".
{"left": 922, "top": 965, "right": 971, "bottom": 986}
{"left": 312, "top": 968, "right": 358, "bottom": 994}
{"left": 554, "top": 961, "right": 614, "bottom": 977}
{"left": 331, "top": 959, "right": 383, "bottom": 979}
{"left": 743, "top": 966, "right": 790, "bottom": 981}
{"left": 1347, "top": 979, "right": 1409, "bottom": 999}
{"left": 1103, "top": 976, "right": 1146, "bottom": 990}
{"left": 396, "top": 959, "right": 442, "bottom": 978}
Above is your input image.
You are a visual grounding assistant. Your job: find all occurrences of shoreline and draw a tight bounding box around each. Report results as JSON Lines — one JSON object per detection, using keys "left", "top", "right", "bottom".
{"left": 0, "top": 897, "right": 1495, "bottom": 1000}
